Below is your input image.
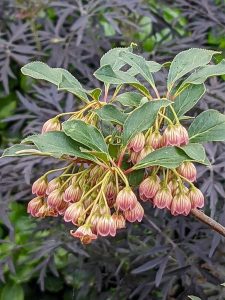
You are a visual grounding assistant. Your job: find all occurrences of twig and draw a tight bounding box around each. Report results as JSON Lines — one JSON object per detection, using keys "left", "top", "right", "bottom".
{"left": 191, "top": 208, "right": 225, "bottom": 237}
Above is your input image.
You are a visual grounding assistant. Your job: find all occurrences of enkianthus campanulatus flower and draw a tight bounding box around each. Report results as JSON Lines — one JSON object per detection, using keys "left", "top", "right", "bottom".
{"left": 26, "top": 70, "right": 204, "bottom": 245}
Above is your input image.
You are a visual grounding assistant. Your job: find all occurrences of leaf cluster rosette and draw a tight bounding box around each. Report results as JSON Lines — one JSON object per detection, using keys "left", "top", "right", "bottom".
{"left": 2, "top": 46, "right": 225, "bottom": 244}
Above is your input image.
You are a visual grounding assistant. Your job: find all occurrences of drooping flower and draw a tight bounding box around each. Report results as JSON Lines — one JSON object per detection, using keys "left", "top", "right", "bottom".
{"left": 146, "top": 131, "right": 162, "bottom": 149}
{"left": 168, "top": 179, "right": 179, "bottom": 195}
{"left": 70, "top": 225, "right": 97, "bottom": 244}
{"left": 27, "top": 197, "right": 43, "bottom": 217}
{"left": 128, "top": 132, "right": 145, "bottom": 153}
{"left": 177, "top": 162, "right": 197, "bottom": 182}
{"left": 42, "top": 117, "right": 61, "bottom": 134}
{"left": 64, "top": 202, "right": 85, "bottom": 225}
{"left": 137, "top": 145, "right": 154, "bottom": 163}
{"left": 112, "top": 213, "right": 126, "bottom": 229}
{"left": 139, "top": 175, "right": 160, "bottom": 201}
{"left": 129, "top": 150, "right": 140, "bottom": 165}
{"left": 47, "top": 188, "right": 67, "bottom": 212}
{"left": 153, "top": 186, "right": 173, "bottom": 209}
{"left": 177, "top": 124, "right": 189, "bottom": 145}
{"left": 188, "top": 187, "right": 204, "bottom": 209}
{"left": 32, "top": 176, "right": 48, "bottom": 197}
{"left": 170, "top": 193, "right": 191, "bottom": 216}
{"left": 161, "top": 124, "right": 181, "bottom": 147}
{"left": 105, "top": 182, "right": 116, "bottom": 207}
{"left": 116, "top": 187, "right": 137, "bottom": 211}
{"left": 46, "top": 178, "right": 61, "bottom": 195}
{"left": 97, "top": 215, "right": 116, "bottom": 237}
{"left": 64, "top": 185, "right": 82, "bottom": 203}
{"left": 124, "top": 202, "right": 144, "bottom": 223}
{"left": 36, "top": 202, "right": 58, "bottom": 218}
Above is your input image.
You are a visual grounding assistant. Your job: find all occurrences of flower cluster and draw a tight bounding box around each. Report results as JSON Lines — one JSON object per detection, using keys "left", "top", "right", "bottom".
{"left": 28, "top": 163, "right": 144, "bottom": 244}
{"left": 139, "top": 163, "right": 204, "bottom": 216}
{"left": 128, "top": 123, "right": 189, "bottom": 164}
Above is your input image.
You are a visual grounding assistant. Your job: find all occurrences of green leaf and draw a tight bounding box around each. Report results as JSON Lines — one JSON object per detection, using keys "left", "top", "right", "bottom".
{"left": 122, "top": 100, "right": 171, "bottom": 146}
{"left": 188, "top": 110, "right": 225, "bottom": 142}
{"left": 119, "top": 51, "right": 157, "bottom": 87}
{"left": 170, "top": 84, "right": 206, "bottom": 118}
{"left": 180, "top": 59, "right": 225, "bottom": 88}
{"left": 167, "top": 48, "right": 219, "bottom": 89}
{"left": 94, "top": 104, "right": 127, "bottom": 125}
{"left": 179, "top": 143, "right": 209, "bottom": 165}
{"left": 21, "top": 62, "right": 88, "bottom": 102}
{"left": 63, "top": 120, "right": 109, "bottom": 154}
{"left": 188, "top": 296, "right": 202, "bottom": 300}
{"left": 100, "top": 47, "right": 133, "bottom": 69}
{"left": 128, "top": 169, "right": 145, "bottom": 186}
{"left": 22, "top": 132, "right": 98, "bottom": 162}
{"left": 1, "top": 144, "right": 39, "bottom": 158}
{"left": 1, "top": 283, "right": 24, "bottom": 300}
{"left": 133, "top": 147, "right": 190, "bottom": 169}
{"left": 94, "top": 64, "right": 139, "bottom": 85}
{"left": 116, "top": 92, "right": 145, "bottom": 107}
{"left": 88, "top": 88, "right": 102, "bottom": 100}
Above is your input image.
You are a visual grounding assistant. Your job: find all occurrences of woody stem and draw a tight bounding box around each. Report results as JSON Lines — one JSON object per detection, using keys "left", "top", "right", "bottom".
{"left": 191, "top": 208, "right": 225, "bottom": 237}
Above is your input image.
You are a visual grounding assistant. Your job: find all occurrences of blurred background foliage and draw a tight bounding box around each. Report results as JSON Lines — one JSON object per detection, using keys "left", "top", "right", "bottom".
{"left": 1, "top": 0, "right": 225, "bottom": 299}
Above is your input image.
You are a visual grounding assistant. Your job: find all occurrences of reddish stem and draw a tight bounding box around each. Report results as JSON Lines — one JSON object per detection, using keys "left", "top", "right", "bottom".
{"left": 124, "top": 167, "right": 134, "bottom": 175}
{"left": 117, "top": 148, "right": 126, "bottom": 168}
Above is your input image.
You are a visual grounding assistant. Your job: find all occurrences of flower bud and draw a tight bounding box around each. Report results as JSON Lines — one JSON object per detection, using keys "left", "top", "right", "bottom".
{"left": 70, "top": 225, "right": 97, "bottom": 244}
{"left": 64, "top": 202, "right": 85, "bottom": 225}
{"left": 97, "top": 215, "right": 116, "bottom": 237}
{"left": 188, "top": 187, "right": 204, "bottom": 209}
{"left": 170, "top": 193, "right": 191, "bottom": 216}
{"left": 128, "top": 132, "right": 145, "bottom": 153}
{"left": 153, "top": 186, "right": 173, "bottom": 209}
{"left": 27, "top": 197, "right": 43, "bottom": 217}
{"left": 89, "top": 213, "right": 100, "bottom": 234}
{"left": 177, "top": 162, "right": 197, "bottom": 182}
{"left": 42, "top": 117, "right": 61, "bottom": 134}
{"left": 105, "top": 182, "right": 116, "bottom": 202}
{"left": 139, "top": 175, "right": 160, "bottom": 201}
{"left": 116, "top": 187, "right": 137, "bottom": 211}
{"left": 32, "top": 176, "right": 47, "bottom": 197}
{"left": 177, "top": 124, "right": 189, "bottom": 145}
{"left": 161, "top": 124, "right": 181, "bottom": 147}
{"left": 47, "top": 188, "right": 66, "bottom": 212}
{"left": 46, "top": 178, "right": 61, "bottom": 195}
{"left": 146, "top": 131, "right": 162, "bottom": 149}
{"left": 168, "top": 179, "right": 179, "bottom": 195}
{"left": 64, "top": 185, "right": 82, "bottom": 203}
{"left": 36, "top": 202, "right": 58, "bottom": 218}
{"left": 112, "top": 213, "right": 126, "bottom": 229}
{"left": 124, "top": 202, "right": 144, "bottom": 223}
{"left": 129, "top": 151, "right": 140, "bottom": 165}
{"left": 137, "top": 145, "right": 153, "bottom": 163}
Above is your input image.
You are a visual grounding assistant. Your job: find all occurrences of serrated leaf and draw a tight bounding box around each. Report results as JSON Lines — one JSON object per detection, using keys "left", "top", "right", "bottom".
{"left": 180, "top": 59, "right": 225, "bottom": 88}
{"left": 179, "top": 143, "right": 208, "bottom": 165}
{"left": 167, "top": 48, "right": 219, "bottom": 89}
{"left": 1, "top": 144, "right": 38, "bottom": 158}
{"left": 94, "top": 104, "right": 127, "bottom": 125}
{"left": 22, "top": 132, "right": 97, "bottom": 162}
{"left": 170, "top": 84, "right": 206, "bottom": 118}
{"left": 119, "top": 51, "right": 157, "bottom": 87}
{"left": 116, "top": 92, "right": 145, "bottom": 107}
{"left": 133, "top": 146, "right": 190, "bottom": 169}
{"left": 122, "top": 100, "right": 171, "bottom": 146}
{"left": 21, "top": 62, "right": 88, "bottom": 102}
{"left": 188, "top": 110, "right": 225, "bottom": 142}
{"left": 63, "top": 120, "right": 109, "bottom": 154}
{"left": 100, "top": 47, "right": 132, "bottom": 69}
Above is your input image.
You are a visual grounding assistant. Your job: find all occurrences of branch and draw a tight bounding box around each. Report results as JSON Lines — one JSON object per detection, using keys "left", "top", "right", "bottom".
{"left": 191, "top": 208, "right": 225, "bottom": 237}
